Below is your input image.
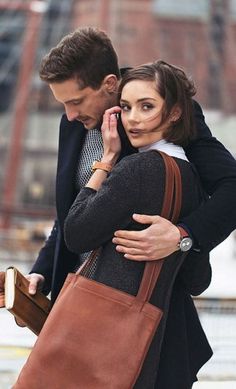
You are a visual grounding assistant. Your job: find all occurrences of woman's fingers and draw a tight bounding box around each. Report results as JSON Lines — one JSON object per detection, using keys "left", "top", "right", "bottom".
{"left": 101, "top": 107, "right": 122, "bottom": 163}
{"left": 102, "top": 106, "right": 121, "bottom": 131}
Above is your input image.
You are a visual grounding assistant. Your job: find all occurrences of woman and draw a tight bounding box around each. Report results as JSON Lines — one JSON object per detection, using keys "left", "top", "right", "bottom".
{"left": 64, "top": 60, "right": 212, "bottom": 389}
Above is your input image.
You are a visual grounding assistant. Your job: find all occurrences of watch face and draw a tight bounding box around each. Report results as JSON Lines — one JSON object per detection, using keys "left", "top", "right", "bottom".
{"left": 180, "top": 237, "right": 193, "bottom": 252}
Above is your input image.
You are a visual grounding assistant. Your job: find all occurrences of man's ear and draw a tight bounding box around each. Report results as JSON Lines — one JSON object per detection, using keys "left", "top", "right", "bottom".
{"left": 171, "top": 105, "right": 182, "bottom": 122}
{"left": 103, "top": 74, "right": 118, "bottom": 93}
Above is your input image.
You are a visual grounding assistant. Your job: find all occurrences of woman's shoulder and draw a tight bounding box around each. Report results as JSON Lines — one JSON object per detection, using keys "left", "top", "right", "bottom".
{"left": 114, "top": 151, "right": 168, "bottom": 177}
{"left": 110, "top": 151, "right": 166, "bottom": 187}
{"left": 118, "top": 150, "right": 164, "bottom": 168}
{"left": 114, "top": 151, "right": 194, "bottom": 180}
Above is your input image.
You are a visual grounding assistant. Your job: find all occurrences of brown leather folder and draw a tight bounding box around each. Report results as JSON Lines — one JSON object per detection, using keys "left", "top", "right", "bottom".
{"left": 5, "top": 267, "right": 51, "bottom": 336}
{"left": 0, "top": 271, "right": 5, "bottom": 308}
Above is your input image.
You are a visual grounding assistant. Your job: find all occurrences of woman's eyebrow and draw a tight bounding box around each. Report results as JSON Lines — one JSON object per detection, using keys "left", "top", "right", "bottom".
{"left": 120, "top": 97, "right": 156, "bottom": 103}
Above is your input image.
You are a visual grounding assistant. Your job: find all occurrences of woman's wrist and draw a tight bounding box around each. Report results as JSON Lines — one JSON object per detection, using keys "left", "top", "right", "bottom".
{"left": 92, "top": 161, "right": 113, "bottom": 173}
{"left": 101, "top": 154, "right": 119, "bottom": 166}
{"left": 86, "top": 168, "right": 109, "bottom": 191}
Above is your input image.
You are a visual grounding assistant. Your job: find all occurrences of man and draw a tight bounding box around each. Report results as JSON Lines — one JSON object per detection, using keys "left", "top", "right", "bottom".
{"left": 1, "top": 27, "right": 236, "bottom": 387}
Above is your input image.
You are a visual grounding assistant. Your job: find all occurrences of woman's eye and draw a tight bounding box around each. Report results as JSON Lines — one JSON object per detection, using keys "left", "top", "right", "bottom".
{"left": 120, "top": 104, "right": 130, "bottom": 112}
{"left": 142, "top": 104, "right": 153, "bottom": 111}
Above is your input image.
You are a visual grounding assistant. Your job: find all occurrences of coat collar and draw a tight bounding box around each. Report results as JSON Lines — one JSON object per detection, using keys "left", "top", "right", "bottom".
{"left": 56, "top": 114, "right": 86, "bottom": 225}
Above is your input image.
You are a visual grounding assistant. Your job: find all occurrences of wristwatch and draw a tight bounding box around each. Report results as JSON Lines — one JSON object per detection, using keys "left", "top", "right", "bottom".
{"left": 177, "top": 226, "right": 193, "bottom": 252}
{"left": 92, "top": 161, "right": 113, "bottom": 173}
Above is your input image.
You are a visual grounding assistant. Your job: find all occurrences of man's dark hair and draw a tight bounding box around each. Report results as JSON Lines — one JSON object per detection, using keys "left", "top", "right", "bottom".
{"left": 39, "top": 27, "right": 120, "bottom": 89}
{"left": 119, "top": 60, "right": 197, "bottom": 147}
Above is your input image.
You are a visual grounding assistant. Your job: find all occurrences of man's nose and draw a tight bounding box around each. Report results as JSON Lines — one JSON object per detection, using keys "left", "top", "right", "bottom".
{"left": 65, "top": 106, "right": 79, "bottom": 122}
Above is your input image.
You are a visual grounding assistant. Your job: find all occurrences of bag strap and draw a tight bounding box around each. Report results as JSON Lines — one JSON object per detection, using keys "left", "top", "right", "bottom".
{"left": 136, "top": 151, "right": 182, "bottom": 304}
{"left": 80, "top": 151, "right": 182, "bottom": 302}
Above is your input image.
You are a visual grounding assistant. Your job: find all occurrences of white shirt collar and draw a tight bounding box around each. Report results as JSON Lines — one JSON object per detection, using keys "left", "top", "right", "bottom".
{"left": 139, "top": 139, "right": 189, "bottom": 162}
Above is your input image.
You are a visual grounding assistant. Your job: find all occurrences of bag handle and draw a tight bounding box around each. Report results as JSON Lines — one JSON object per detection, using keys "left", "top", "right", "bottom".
{"left": 136, "top": 151, "right": 182, "bottom": 305}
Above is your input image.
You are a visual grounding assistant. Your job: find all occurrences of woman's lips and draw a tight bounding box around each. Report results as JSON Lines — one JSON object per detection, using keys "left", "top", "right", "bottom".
{"left": 128, "top": 129, "right": 142, "bottom": 137}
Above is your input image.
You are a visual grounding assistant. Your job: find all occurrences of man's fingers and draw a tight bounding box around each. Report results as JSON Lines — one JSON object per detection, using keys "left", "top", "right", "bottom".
{"left": 114, "top": 215, "right": 180, "bottom": 260}
{"left": 0, "top": 271, "right": 5, "bottom": 293}
{"left": 132, "top": 213, "right": 160, "bottom": 225}
{"left": 123, "top": 253, "right": 164, "bottom": 261}
{"left": 25, "top": 274, "right": 44, "bottom": 295}
{"left": 123, "top": 248, "right": 178, "bottom": 261}
{"left": 114, "top": 214, "right": 160, "bottom": 239}
{"left": 112, "top": 236, "right": 143, "bottom": 248}
{"left": 0, "top": 272, "right": 5, "bottom": 307}
{"left": 28, "top": 281, "right": 37, "bottom": 295}
{"left": 115, "top": 245, "right": 146, "bottom": 256}
{"left": 123, "top": 254, "right": 149, "bottom": 262}
{"left": 0, "top": 296, "right": 5, "bottom": 308}
{"left": 25, "top": 274, "right": 37, "bottom": 295}
{"left": 15, "top": 317, "right": 27, "bottom": 328}
{"left": 114, "top": 229, "right": 144, "bottom": 241}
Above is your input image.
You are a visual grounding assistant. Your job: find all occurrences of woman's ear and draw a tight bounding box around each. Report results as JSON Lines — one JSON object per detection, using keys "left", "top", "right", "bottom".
{"left": 171, "top": 105, "right": 182, "bottom": 122}
{"left": 103, "top": 74, "right": 118, "bottom": 94}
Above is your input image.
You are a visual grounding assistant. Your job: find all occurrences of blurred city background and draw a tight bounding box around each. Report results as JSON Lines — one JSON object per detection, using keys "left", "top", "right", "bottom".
{"left": 0, "top": 0, "right": 236, "bottom": 388}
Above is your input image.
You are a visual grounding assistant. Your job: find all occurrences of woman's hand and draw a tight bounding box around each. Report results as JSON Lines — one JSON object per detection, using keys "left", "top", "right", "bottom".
{"left": 101, "top": 106, "right": 122, "bottom": 166}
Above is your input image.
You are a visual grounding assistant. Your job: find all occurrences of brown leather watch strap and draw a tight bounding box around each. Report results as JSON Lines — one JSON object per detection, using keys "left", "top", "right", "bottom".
{"left": 92, "top": 161, "right": 113, "bottom": 173}
{"left": 177, "top": 226, "right": 189, "bottom": 238}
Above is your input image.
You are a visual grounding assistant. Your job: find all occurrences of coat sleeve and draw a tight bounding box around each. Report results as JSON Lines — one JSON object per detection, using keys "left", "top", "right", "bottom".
{"left": 64, "top": 157, "right": 140, "bottom": 254}
{"left": 183, "top": 101, "right": 236, "bottom": 252}
{"left": 30, "top": 220, "right": 58, "bottom": 294}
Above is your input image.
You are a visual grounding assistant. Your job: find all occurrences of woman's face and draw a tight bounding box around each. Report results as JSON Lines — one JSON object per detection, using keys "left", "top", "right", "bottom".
{"left": 120, "top": 80, "right": 170, "bottom": 148}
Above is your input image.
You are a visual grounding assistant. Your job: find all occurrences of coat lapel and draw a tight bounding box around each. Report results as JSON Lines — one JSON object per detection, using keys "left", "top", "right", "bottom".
{"left": 56, "top": 114, "right": 86, "bottom": 226}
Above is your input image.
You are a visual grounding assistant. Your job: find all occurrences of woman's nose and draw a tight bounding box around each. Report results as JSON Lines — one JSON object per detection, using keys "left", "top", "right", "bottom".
{"left": 127, "top": 108, "right": 140, "bottom": 124}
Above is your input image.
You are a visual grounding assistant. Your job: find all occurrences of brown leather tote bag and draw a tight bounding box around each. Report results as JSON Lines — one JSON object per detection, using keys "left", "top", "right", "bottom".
{"left": 13, "top": 152, "right": 182, "bottom": 389}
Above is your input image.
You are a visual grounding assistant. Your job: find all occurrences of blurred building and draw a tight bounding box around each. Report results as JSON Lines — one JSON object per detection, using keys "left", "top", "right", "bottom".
{"left": 1, "top": 0, "right": 236, "bottom": 112}
{"left": 0, "top": 0, "right": 74, "bottom": 225}
{"left": 72, "top": 0, "right": 236, "bottom": 113}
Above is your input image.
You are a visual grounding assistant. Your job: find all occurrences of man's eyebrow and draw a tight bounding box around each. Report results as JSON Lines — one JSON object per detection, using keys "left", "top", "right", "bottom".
{"left": 64, "top": 97, "right": 83, "bottom": 104}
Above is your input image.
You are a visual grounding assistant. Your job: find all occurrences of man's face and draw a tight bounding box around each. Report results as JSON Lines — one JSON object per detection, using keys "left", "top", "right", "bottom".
{"left": 49, "top": 77, "right": 118, "bottom": 130}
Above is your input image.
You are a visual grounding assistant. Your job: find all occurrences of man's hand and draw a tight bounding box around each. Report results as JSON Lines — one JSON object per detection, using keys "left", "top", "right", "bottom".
{"left": 25, "top": 273, "right": 45, "bottom": 295}
{"left": 113, "top": 214, "right": 180, "bottom": 261}
{"left": 0, "top": 271, "right": 5, "bottom": 307}
{"left": 0, "top": 271, "right": 45, "bottom": 326}
{"left": 15, "top": 273, "right": 45, "bottom": 327}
